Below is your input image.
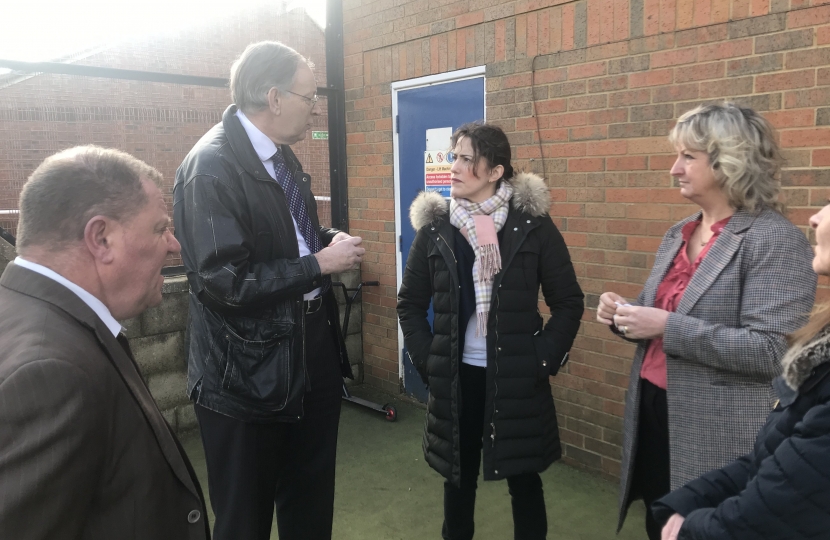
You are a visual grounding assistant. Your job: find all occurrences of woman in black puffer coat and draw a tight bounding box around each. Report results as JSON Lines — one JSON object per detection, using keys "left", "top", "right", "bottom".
{"left": 397, "top": 123, "right": 584, "bottom": 540}
{"left": 652, "top": 201, "right": 830, "bottom": 540}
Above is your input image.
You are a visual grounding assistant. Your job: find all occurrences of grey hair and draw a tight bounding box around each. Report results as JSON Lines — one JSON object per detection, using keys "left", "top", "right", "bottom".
{"left": 16, "top": 146, "right": 161, "bottom": 253}
{"left": 230, "top": 41, "right": 312, "bottom": 113}
{"left": 669, "top": 102, "right": 784, "bottom": 214}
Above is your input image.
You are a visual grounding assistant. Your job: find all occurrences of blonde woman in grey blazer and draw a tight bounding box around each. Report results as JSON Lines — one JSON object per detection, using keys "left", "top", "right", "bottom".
{"left": 596, "top": 103, "right": 817, "bottom": 540}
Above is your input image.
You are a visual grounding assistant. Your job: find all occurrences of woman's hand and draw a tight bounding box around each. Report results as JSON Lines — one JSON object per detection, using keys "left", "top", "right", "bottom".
{"left": 661, "top": 513, "right": 685, "bottom": 540}
{"left": 614, "top": 304, "right": 669, "bottom": 340}
{"left": 597, "top": 292, "right": 626, "bottom": 325}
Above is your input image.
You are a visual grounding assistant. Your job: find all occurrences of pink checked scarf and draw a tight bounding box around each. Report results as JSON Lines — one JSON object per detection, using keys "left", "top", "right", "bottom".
{"left": 449, "top": 181, "right": 514, "bottom": 337}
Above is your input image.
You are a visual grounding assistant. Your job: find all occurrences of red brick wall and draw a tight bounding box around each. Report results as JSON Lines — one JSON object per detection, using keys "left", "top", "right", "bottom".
{"left": 0, "top": 5, "right": 330, "bottom": 244}
{"left": 344, "top": 0, "right": 830, "bottom": 478}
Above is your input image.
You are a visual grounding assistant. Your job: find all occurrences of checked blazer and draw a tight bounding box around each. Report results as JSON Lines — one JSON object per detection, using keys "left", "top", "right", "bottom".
{"left": 616, "top": 208, "right": 817, "bottom": 531}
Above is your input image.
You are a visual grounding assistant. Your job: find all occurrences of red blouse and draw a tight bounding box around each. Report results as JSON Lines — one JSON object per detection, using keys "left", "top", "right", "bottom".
{"left": 639, "top": 216, "right": 732, "bottom": 390}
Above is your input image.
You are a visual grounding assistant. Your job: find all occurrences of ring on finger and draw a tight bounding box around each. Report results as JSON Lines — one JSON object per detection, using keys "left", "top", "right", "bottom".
{"left": 620, "top": 325, "right": 628, "bottom": 336}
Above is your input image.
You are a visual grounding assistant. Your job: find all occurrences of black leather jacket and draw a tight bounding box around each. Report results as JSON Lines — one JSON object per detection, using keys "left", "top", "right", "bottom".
{"left": 173, "top": 105, "right": 351, "bottom": 423}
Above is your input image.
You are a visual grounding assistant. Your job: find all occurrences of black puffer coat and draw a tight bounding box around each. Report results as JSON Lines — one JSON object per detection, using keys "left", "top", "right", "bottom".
{"left": 652, "top": 327, "right": 830, "bottom": 539}
{"left": 397, "top": 173, "right": 584, "bottom": 486}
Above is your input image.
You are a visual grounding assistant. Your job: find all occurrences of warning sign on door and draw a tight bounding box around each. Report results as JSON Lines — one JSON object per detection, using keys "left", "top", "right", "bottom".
{"left": 425, "top": 150, "right": 452, "bottom": 197}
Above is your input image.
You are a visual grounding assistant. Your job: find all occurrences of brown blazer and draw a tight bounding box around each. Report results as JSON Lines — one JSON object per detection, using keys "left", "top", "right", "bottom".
{"left": 0, "top": 263, "right": 209, "bottom": 540}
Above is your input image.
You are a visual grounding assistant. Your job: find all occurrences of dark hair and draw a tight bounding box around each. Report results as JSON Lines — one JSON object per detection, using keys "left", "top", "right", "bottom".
{"left": 450, "top": 122, "right": 514, "bottom": 183}
{"left": 230, "top": 41, "right": 311, "bottom": 113}
{"left": 17, "top": 145, "right": 161, "bottom": 252}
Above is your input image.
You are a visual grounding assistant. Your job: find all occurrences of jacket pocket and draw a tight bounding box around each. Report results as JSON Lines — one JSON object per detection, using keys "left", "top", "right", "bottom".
{"left": 407, "top": 350, "right": 429, "bottom": 385}
{"left": 517, "top": 242, "right": 541, "bottom": 289}
{"left": 219, "top": 317, "right": 295, "bottom": 409}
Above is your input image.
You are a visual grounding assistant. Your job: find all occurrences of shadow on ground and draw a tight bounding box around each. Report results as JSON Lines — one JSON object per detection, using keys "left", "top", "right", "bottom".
{"left": 182, "top": 385, "right": 646, "bottom": 539}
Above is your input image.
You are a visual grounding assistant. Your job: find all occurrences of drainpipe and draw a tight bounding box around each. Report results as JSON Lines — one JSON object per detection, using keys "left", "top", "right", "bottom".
{"left": 324, "top": 0, "right": 349, "bottom": 233}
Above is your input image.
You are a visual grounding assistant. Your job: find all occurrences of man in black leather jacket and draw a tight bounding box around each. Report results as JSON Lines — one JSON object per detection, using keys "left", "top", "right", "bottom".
{"left": 173, "top": 41, "right": 364, "bottom": 540}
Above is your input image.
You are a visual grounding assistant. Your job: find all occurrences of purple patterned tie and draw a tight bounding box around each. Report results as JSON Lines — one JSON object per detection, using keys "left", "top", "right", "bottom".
{"left": 272, "top": 148, "right": 330, "bottom": 294}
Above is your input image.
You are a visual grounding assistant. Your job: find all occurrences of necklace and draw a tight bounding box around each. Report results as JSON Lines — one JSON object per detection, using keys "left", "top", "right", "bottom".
{"left": 697, "top": 226, "right": 711, "bottom": 246}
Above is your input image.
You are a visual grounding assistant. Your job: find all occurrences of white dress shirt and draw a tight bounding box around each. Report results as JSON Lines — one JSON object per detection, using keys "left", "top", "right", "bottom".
{"left": 235, "top": 110, "right": 321, "bottom": 300}
{"left": 14, "top": 257, "right": 123, "bottom": 337}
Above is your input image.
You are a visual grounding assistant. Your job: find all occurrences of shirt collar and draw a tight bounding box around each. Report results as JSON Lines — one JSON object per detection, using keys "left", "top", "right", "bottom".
{"left": 14, "top": 257, "right": 123, "bottom": 337}
{"left": 235, "top": 109, "right": 278, "bottom": 164}
{"left": 680, "top": 215, "right": 732, "bottom": 242}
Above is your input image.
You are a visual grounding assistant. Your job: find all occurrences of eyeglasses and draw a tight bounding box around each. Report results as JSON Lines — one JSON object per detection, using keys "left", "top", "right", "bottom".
{"left": 283, "top": 89, "right": 319, "bottom": 107}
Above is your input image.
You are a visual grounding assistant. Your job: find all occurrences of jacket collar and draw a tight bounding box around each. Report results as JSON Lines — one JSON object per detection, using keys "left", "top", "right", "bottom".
{"left": 12, "top": 256, "right": 122, "bottom": 336}
{"left": 781, "top": 327, "right": 830, "bottom": 391}
{"left": 645, "top": 208, "right": 758, "bottom": 314}
{"left": 408, "top": 172, "right": 551, "bottom": 231}
{"left": 419, "top": 197, "right": 543, "bottom": 296}
{"left": 0, "top": 262, "right": 202, "bottom": 500}
{"left": 222, "top": 104, "right": 302, "bottom": 183}
{"left": 665, "top": 207, "right": 758, "bottom": 239}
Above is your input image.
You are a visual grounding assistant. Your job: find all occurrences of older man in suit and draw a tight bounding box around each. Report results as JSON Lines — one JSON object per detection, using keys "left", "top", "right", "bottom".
{"left": 0, "top": 146, "right": 208, "bottom": 540}
{"left": 174, "top": 41, "right": 363, "bottom": 540}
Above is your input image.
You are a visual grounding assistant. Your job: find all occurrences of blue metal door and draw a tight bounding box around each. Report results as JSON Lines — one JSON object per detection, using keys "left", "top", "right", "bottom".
{"left": 397, "top": 76, "right": 485, "bottom": 402}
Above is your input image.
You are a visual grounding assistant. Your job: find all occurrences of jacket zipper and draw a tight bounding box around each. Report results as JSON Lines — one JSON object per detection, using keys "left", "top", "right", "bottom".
{"left": 491, "top": 292, "right": 500, "bottom": 448}
{"left": 437, "top": 232, "right": 457, "bottom": 263}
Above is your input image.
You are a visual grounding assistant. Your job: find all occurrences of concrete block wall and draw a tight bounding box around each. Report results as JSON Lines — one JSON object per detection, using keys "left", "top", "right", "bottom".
{"left": 343, "top": 0, "right": 830, "bottom": 478}
{"left": 0, "top": 236, "right": 13, "bottom": 274}
{"left": 121, "top": 269, "right": 365, "bottom": 435}
{"left": 121, "top": 277, "right": 194, "bottom": 434}
{"left": 0, "top": 237, "right": 366, "bottom": 436}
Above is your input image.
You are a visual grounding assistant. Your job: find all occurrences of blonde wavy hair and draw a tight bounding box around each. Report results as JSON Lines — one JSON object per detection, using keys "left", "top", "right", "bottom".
{"left": 669, "top": 102, "right": 784, "bottom": 214}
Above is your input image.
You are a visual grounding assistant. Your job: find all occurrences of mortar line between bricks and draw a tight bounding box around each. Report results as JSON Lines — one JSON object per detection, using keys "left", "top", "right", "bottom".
{"left": 359, "top": 4, "right": 829, "bottom": 57}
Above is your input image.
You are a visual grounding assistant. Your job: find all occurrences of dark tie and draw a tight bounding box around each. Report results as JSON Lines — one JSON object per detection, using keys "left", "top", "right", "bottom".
{"left": 272, "top": 148, "right": 330, "bottom": 294}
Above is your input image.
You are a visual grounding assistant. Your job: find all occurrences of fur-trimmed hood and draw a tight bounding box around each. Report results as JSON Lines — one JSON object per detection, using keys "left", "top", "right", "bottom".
{"left": 781, "top": 328, "right": 830, "bottom": 390}
{"left": 408, "top": 172, "right": 550, "bottom": 230}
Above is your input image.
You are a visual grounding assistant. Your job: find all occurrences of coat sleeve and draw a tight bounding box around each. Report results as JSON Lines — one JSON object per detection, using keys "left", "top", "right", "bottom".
{"left": 655, "top": 401, "right": 830, "bottom": 540}
{"left": 662, "top": 223, "right": 816, "bottom": 380}
{"left": 537, "top": 216, "right": 585, "bottom": 374}
{"left": 651, "top": 455, "right": 756, "bottom": 526}
{"left": 607, "top": 262, "right": 647, "bottom": 343}
{"left": 174, "top": 170, "right": 323, "bottom": 313}
{"left": 319, "top": 226, "right": 341, "bottom": 246}
{"left": 0, "top": 359, "right": 105, "bottom": 540}
{"left": 396, "top": 228, "right": 434, "bottom": 381}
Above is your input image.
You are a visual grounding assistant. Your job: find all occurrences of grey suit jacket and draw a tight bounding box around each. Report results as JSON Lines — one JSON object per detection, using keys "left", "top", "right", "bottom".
{"left": 616, "top": 209, "right": 817, "bottom": 530}
{"left": 0, "top": 263, "right": 209, "bottom": 540}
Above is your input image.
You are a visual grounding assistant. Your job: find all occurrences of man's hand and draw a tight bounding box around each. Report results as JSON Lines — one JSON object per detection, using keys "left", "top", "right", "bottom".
{"left": 661, "top": 513, "right": 685, "bottom": 540}
{"left": 328, "top": 231, "right": 352, "bottom": 246}
{"left": 315, "top": 236, "right": 365, "bottom": 275}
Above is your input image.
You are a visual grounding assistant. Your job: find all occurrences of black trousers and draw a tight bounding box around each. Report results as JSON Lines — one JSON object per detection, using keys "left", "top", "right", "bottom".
{"left": 631, "top": 378, "right": 671, "bottom": 540}
{"left": 442, "top": 362, "right": 548, "bottom": 540}
{"left": 196, "top": 304, "right": 343, "bottom": 540}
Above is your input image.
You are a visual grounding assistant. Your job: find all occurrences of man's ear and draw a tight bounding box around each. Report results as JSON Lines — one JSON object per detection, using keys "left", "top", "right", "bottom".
{"left": 84, "top": 216, "right": 117, "bottom": 265}
{"left": 268, "top": 87, "right": 282, "bottom": 115}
